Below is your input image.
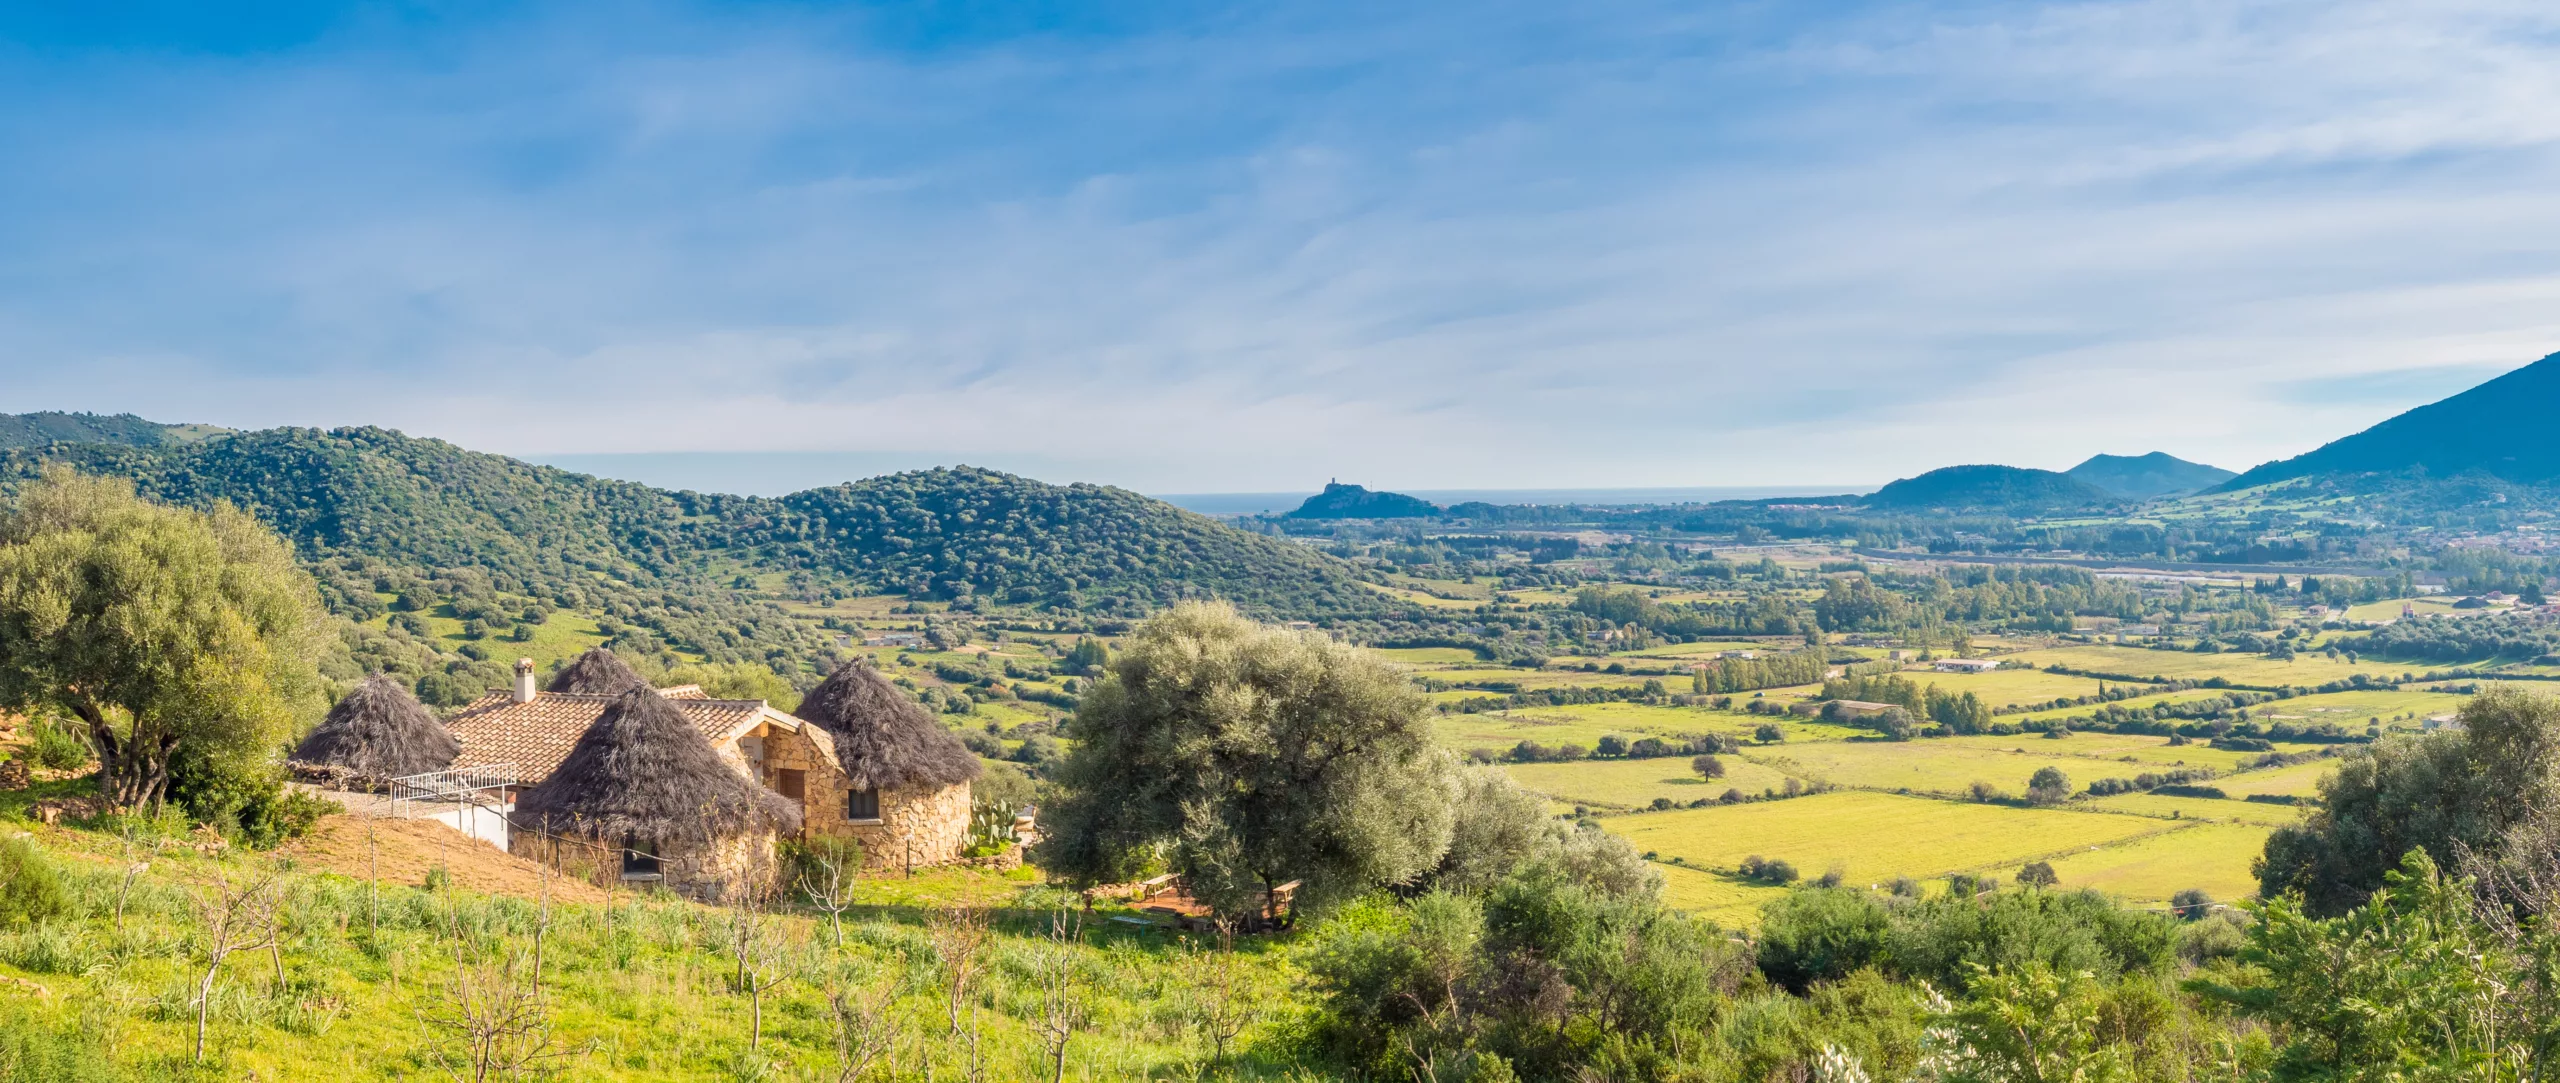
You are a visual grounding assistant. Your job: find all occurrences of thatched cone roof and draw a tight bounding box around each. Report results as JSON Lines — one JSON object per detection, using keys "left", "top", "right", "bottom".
{"left": 290, "top": 676, "right": 459, "bottom": 782}
{"left": 547, "top": 647, "right": 647, "bottom": 695}
{"left": 797, "top": 660, "right": 981, "bottom": 793}
{"left": 513, "top": 687, "right": 801, "bottom": 846}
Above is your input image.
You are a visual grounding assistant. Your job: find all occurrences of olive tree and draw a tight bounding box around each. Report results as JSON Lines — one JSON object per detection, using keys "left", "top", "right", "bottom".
{"left": 0, "top": 469, "right": 325, "bottom": 810}
{"left": 1035, "top": 601, "right": 1458, "bottom": 920}
{"left": 2260, "top": 686, "right": 2560, "bottom": 915}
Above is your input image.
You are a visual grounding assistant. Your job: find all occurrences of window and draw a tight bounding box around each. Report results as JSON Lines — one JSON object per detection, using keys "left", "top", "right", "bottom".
{"left": 621, "top": 838, "right": 660, "bottom": 879}
{"left": 845, "top": 788, "right": 880, "bottom": 821}
{"left": 776, "top": 769, "right": 806, "bottom": 800}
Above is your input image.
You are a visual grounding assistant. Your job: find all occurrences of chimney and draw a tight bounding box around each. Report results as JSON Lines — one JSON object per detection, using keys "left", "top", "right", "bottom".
{"left": 513, "top": 658, "right": 537, "bottom": 703}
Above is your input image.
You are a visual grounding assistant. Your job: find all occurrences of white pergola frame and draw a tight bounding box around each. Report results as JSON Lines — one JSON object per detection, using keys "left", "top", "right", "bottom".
{"left": 388, "top": 763, "right": 516, "bottom": 821}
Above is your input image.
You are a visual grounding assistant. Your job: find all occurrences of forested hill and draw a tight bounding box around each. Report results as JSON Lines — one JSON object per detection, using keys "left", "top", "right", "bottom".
{"left": 1286, "top": 481, "right": 1440, "bottom": 519}
{"left": 2065, "top": 452, "right": 2233, "bottom": 499}
{"left": 0, "top": 425, "right": 1380, "bottom": 634}
{"left": 1861, "top": 464, "right": 2110, "bottom": 512}
{"left": 2219, "top": 351, "right": 2560, "bottom": 490}
{"left": 0, "top": 410, "right": 228, "bottom": 448}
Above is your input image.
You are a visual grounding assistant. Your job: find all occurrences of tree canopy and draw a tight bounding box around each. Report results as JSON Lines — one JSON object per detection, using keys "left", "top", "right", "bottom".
{"left": 1035, "top": 601, "right": 1459, "bottom": 918}
{"left": 0, "top": 469, "right": 325, "bottom": 810}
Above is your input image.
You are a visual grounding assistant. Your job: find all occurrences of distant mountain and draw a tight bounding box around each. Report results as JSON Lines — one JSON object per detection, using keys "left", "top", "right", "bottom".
{"left": 1285, "top": 481, "right": 1441, "bottom": 519}
{"left": 2065, "top": 452, "right": 2235, "bottom": 500}
{"left": 2220, "top": 352, "right": 2560, "bottom": 491}
{"left": 1862, "top": 464, "right": 2111, "bottom": 512}
{"left": 0, "top": 411, "right": 226, "bottom": 449}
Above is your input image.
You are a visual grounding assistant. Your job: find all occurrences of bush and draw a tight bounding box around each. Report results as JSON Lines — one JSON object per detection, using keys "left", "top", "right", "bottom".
{"left": 1756, "top": 887, "right": 1890, "bottom": 992}
{"left": 1738, "top": 855, "right": 1799, "bottom": 884}
{"left": 2170, "top": 888, "right": 2213, "bottom": 921}
{"left": 27, "top": 716, "right": 87, "bottom": 772}
{"left": 0, "top": 837, "right": 67, "bottom": 928}
{"left": 1754, "top": 723, "right": 1786, "bottom": 744}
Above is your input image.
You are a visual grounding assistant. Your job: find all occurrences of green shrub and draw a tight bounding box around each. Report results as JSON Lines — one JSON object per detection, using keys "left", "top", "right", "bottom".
{"left": 1756, "top": 887, "right": 1891, "bottom": 993}
{"left": 27, "top": 716, "right": 87, "bottom": 772}
{"left": 0, "top": 837, "right": 68, "bottom": 927}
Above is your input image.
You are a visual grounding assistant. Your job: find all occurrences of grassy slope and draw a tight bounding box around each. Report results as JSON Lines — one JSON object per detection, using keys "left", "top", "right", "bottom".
{"left": 0, "top": 818, "right": 1314, "bottom": 1082}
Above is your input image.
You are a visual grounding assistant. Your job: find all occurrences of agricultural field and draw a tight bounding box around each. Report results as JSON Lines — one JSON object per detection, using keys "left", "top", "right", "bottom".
{"left": 1986, "top": 822, "right": 2272, "bottom": 907}
{"left": 1998, "top": 643, "right": 2428, "bottom": 686}
{"left": 2216, "top": 758, "right": 2341, "bottom": 799}
{"left": 2247, "top": 687, "right": 2467, "bottom": 727}
{"left": 1614, "top": 792, "right": 2174, "bottom": 901}
{"left": 2343, "top": 596, "right": 2471, "bottom": 622}
{"left": 2087, "top": 792, "right": 2305, "bottom": 827}
{"left": 1742, "top": 739, "right": 2155, "bottom": 798}
{"left": 1999, "top": 687, "right": 2238, "bottom": 725}
{"left": 1929, "top": 731, "right": 2259, "bottom": 772}
{"left": 1653, "top": 862, "right": 1790, "bottom": 927}
{"left": 1876, "top": 666, "right": 2113, "bottom": 709}
{"left": 1502, "top": 756, "right": 1800, "bottom": 811}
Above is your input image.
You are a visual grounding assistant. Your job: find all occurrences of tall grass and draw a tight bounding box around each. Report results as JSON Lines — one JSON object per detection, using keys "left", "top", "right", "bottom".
{"left": 0, "top": 828, "right": 1323, "bottom": 1081}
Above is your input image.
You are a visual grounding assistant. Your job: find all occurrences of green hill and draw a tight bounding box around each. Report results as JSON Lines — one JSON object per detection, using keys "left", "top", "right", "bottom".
{"left": 0, "top": 410, "right": 227, "bottom": 448}
{"left": 1285, "top": 481, "right": 1440, "bottom": 519}
{"left": 0, "top": 426, "right": 1383, "bottom": 673}
{"left": 2220, "top": 351, "right": 2560, "bottom": 490}
{"left": 1862, "top": 464, "right": 2111, "bottom": 512}
{"left": 2064, "top": 452, "right": 2235, "bottom": 499}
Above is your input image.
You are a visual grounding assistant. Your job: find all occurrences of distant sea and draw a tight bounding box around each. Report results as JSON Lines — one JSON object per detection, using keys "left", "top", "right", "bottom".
{"left": 1156, "top": 486, "right": 1875, "bottom": 517}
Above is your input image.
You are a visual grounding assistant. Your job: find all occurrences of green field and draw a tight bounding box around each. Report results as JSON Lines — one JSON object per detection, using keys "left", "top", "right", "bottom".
{"left": 2250, "top": 688, "right": 2467, "bottom": 726}
{"left": 1432, "top": 710, "right": 1698, "bottom": 756}
{"left": 2001, "top": 687, "right": 2238, "bottom": 725}
{"left": 1612, "top": 792, "right": 2171, "bottom": 890}
{"left": 1882, "top": 667, "right": 2113, "bottom": 709}
{"left": 2000, "top": 644, "right": 2427, "bottom": 685}
{"left": 1988, "top": 823, "right": 2271, "bottom": 906}
{"left": 1929, "top": 731, "right": 2259, "bottom": 772}
{"left": 1503, "top": 756, "right": 1801, "bottom": 811}
{"left": 2087, "top": 792, "right": 2304, "bottom": 826}
{"left": 1744, "top": 740, "right": 2155, "bottom": 798}
{"left": 2217, "top": 758, "right": 2340, "bottom": 799}
{"left": 1653, "top": 862, "right": 1789, "bottom": 927}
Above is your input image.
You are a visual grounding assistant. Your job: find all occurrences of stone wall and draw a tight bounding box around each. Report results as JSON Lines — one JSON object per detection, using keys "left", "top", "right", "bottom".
{"left": 724, "top": 719, "right": 975, "bottom": 873}
{"left": 827, "top": 780, "right": 972, "bottom": 872}
{"left": 512, "top": 828, "right": 782, "bottom": 904}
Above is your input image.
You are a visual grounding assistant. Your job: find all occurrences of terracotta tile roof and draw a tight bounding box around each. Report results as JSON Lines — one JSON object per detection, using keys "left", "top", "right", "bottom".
{"left": 447, "top": 688, "right": 819, "bottom": 785}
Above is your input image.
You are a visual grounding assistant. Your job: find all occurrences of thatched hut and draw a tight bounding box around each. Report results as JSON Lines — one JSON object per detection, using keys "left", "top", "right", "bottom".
{"left": 288, "top": 676, "right": 459, "bottom": 789}
{"left": 546, "top": 647, "right": 648, "bottom": 695}
{"left": 511, "top": 686, "right": 802, "bottom": 901}
{"left": 795, "top": 660, "right": 982, "bottom": 870}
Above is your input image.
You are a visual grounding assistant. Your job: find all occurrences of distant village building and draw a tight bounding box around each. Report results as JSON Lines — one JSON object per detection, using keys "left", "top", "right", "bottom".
{"left": 1933, "top": 658, "right": 2001, "bottom": 674}
{"left": 1718, "top": 649, "right": 1759, "bottom": 660}
{"left": 862, "top": 632, "right": 925, "bottom": 648}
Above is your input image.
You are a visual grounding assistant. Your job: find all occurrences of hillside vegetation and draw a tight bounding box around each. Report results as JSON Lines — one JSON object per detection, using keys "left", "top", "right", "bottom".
{"left": 0, "top": 428, "right": 1382, "bottom": 684}
{"left": 1862, "top": 464, "right": 2111, "bottom": 512}
{"left": 0, "top": 411, "right": 226, "bottom": 449}
{"left": 2065, "top": 452, "right": 2234, "bottom": 499}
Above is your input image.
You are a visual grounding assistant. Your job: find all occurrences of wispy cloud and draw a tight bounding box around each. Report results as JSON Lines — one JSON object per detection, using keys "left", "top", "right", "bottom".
{"left": 3, "top": 0, "right": 2560, "bottom": 491}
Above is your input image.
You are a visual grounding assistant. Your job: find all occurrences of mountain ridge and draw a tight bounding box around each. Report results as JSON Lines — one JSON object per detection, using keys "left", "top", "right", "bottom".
{"left": 1862, "top": 464, "right": 2111, "bottom": 512}
{"left": 2219, "top": 352, "right": 2560, "bottom": 491}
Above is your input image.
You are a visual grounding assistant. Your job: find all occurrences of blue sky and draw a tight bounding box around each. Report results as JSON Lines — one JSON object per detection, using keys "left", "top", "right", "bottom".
{"left": 5, "top": 0, "right": 2559, "bottom": 494}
